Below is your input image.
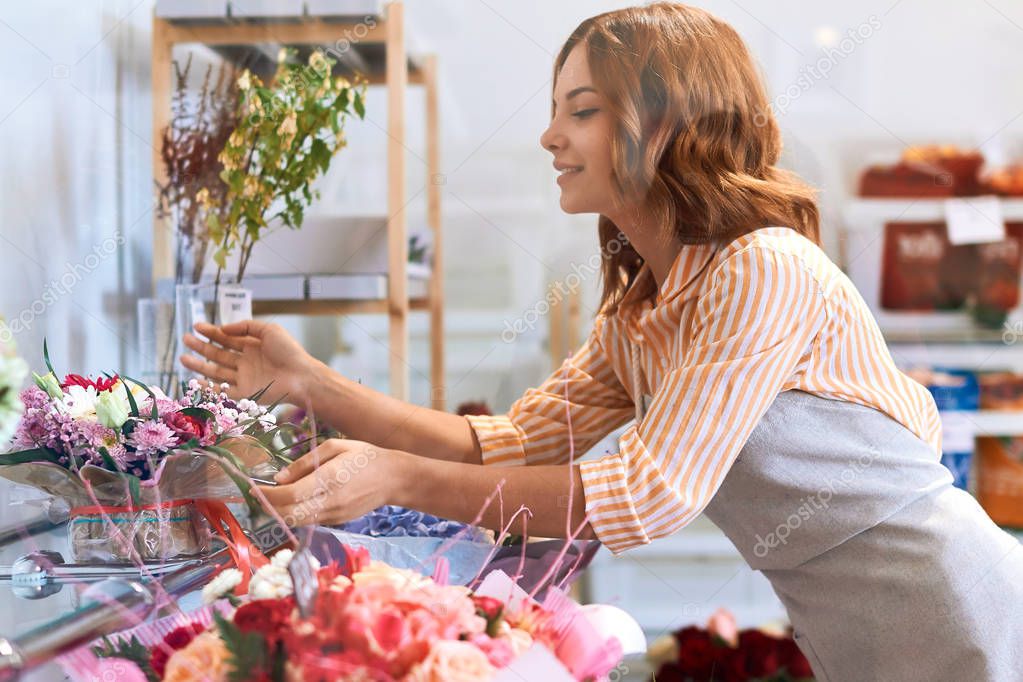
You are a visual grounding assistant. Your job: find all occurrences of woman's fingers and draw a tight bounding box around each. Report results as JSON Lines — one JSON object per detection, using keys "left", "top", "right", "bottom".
{"left": 183, "top": 333, "right": 240, "bottom": 370}
{"left": 193, "top": 322, "right": 246, "bottom": 352}
{"left": 178, "top": 353, "right": 238, "bottom": 386}
{"left": 220, "top": 319, "right": 270, "bottom": 339}
{"left": 274, "top": 440, "right": 349, "bottom": 484}
{"left": 258, "top": 480, "right": 332, "bottom": 525}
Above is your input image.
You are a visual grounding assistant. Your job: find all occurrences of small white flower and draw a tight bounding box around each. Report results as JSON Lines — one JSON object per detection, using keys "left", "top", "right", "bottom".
{"left": 248, "top": 564, "right": 293, "bottom": 600}
{"left": 270, "top": 549, "right": 294, "bottom": 568}
{"left": 201, "top": 568, "right": 243, "bottom": 604}
{"left": 236, "top": 398, "right": 259, "bottom": 416}
{"left": 238, "top": 70, "right": 252, "bottom": 91}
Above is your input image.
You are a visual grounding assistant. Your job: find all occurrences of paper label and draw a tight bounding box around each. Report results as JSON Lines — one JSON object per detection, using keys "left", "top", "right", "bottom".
{"left": 191, "top": 300, "right": 209, "bottom": 341}
{"left": 945, "top": 196, "right": 1006, "bottom": 245}
{"left": 218, "top": 287, "right": 252, "bottom": 324}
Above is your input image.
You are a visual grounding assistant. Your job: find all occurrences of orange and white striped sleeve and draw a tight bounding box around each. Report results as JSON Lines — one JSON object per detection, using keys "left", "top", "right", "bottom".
{"left": 465, "top": 315, "right": 635, "bottom": 468}
{"left": 579, "top": 245, "right": 828, "bottom": 554}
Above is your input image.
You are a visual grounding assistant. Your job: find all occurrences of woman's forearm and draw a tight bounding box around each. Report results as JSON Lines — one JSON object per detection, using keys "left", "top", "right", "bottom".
{"left": 303, "top": 361, "right": 483, "bottom": 464}
{"left": 393, "top": 453, "right": 596, "bottom": 540}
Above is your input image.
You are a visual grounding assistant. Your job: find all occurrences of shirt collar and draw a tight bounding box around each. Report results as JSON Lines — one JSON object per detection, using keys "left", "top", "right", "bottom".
{"left": 653, "top": 241, "right": 719, "bottom": 305}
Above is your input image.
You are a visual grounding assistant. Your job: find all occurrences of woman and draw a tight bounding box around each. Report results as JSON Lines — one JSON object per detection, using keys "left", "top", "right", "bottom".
{"left": 183, "top": 4, "right": 1023, "bottom": 679}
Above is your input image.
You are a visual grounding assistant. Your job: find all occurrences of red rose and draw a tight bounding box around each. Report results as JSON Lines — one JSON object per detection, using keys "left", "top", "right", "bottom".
{"left": 719, "top": 630, "right": 783, "bottom": 682}
{"left": 778, "top": 636, "right": 815, "bottom": 679}
{"left": 164, "top": 411, "right": 214, "bottom": 445}
{"left": 472, "top": 595, "right": 505, "bottom": 637}
{"left": 455, "top": 400, "right": 492, "bottom": 416}
{"left": 233, "top": 597, "right": 295, "bottom": 644}
{"left": 472, "top": 595, "right": 504, "bottom": 621}
{"left": 149, "top": 622, "right": 206, "bottom": 678}
{"left": 652, "top": 663, "right": 689, "bottom": 682}
{"left": 673, "top": 626, "right": 719, "bottom": 679}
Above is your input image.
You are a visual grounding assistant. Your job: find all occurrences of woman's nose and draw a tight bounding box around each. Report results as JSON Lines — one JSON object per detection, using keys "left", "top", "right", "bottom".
{"left": 540, "top": 121, "right": 565, "bottom": 153}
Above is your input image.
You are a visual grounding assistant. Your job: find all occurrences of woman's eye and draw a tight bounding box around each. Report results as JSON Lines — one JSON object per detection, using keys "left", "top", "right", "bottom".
{"left": 572, "top": 108, "right": 599, "bottom": 119}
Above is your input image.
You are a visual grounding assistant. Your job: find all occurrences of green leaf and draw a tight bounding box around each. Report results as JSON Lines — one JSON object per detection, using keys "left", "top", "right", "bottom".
{"left": 214, "top": 611, "right": 268, "bottom": 682}
{"left": 98, "top": 447, "right": 122, "bottom": 472}
{"left": 42, "top": 338, "right": 58, "bottom": 378}
{"left": 122, "top": 381, "right": 140, "bottom": 419}
{"left": 0, "top": 448, "right": 61, "bottom": 466}
{"left": 353, "top": 93, "right": 365, "bottom": 119}
{"left": 123, "top": 376, "right": 160, "bottom": 420}
{"left": 250, "top": 381, "right": 275, "bottom": 403}
{"left": 126, "top": 474, "right": 142, "bottom": 506}
{"left": 92, "top": 635, "right": 159, "bottom": 682}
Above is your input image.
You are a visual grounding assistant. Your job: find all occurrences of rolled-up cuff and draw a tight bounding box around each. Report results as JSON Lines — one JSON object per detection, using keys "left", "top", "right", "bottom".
{"left": 578, "top": 453, "right": 652, "bottom": 555}
{"left": 464, "top": 414, "right": 528, "bottom": 467}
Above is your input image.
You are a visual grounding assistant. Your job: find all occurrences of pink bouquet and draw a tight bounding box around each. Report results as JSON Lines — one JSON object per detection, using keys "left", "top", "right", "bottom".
{"left": 67, "top": 545, "right": 623, "bottom": 682}
{"left": 0, "top": 345, "right": 290, "bottom": 561}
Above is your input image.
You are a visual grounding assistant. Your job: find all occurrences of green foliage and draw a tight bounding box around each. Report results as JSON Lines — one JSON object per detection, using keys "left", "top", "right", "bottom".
{"left": 209, "top": 48, "right": 368, "bottom": 282}
{"left": 214, "top": 611, "right": 271, "bottom": 682}
{"left": 92, "top": 635, "right": 159, "bottom": 682}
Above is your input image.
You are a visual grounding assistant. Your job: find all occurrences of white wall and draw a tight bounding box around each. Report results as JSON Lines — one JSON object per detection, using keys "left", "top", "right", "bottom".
{"left": 3, "top": 0, "right": 1023, "bottom": 404}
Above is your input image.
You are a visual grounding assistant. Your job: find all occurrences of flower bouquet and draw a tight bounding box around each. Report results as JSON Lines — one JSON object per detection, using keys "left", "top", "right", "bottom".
{"left": 0, "top": 345, "right": 290, "bottom": 563}
{"left": 62, "top": 544, "right": 625, "bottom": 682}
{"left": 646, "top": 609, "right": 815, "bottom": 682}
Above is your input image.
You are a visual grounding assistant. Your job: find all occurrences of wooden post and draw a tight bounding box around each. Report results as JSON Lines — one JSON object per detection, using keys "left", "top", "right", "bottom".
{"left": 424, "top": 55, "right": 445, "bottom": 411}
{"left": 151, "top": 15, "right": 174, "bottom": 289}
{"left": 385, "top": 2, "right": 410, "bottom": 401}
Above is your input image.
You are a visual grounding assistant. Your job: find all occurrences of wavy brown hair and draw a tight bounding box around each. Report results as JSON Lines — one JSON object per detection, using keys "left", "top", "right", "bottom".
{"left": 554, "top": 3, "right": 820, "bottom": 313}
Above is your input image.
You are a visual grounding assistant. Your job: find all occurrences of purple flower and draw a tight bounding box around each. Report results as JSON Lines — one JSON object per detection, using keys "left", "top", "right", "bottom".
{"left": 19, "top": 386, "right": 50, "bottom": 410}
{"left": 127, "top": 420, "right": 178, "bottom": 456}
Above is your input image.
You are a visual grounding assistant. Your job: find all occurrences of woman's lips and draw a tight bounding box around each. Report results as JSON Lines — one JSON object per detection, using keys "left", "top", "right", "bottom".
{"left": 557, "top": 167, "right": 583, "bottom": 185}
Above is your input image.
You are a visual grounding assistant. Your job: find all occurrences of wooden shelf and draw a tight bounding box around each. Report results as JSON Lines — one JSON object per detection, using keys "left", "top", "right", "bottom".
{"left": 151, "top": 1, "right": 445, "bottom": 408}
{"left": 843, "top": 197, "right": 1023, "bottom": 227}
{"left": 253, "top": 296, "right": 430, "bottom": 316}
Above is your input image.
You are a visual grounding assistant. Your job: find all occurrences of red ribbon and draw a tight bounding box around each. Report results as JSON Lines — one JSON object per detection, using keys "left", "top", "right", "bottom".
{"left": 194, "top": 499, "right": 269, "bottom": 593}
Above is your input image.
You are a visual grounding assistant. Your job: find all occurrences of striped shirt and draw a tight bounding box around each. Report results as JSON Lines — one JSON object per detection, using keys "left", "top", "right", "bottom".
{"left": 466, "top": 227, "right": 942, "bottom": 554}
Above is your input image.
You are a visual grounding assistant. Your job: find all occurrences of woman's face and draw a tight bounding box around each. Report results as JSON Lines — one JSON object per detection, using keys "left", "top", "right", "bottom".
{"left": 540, "top": 44, "right": 618, "bottom": 216}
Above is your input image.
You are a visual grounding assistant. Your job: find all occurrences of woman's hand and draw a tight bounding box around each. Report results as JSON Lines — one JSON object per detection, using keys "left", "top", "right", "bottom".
{"left": 257, "top": 438, "right": 404, "bottom": 527}
{"left": 180, "top": 320, "right": 318, "bottom": 405}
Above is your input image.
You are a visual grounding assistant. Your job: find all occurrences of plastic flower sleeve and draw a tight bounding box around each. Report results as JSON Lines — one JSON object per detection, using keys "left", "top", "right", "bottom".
{"left": 0, "top": 441, "right": 279, "bottom": 562}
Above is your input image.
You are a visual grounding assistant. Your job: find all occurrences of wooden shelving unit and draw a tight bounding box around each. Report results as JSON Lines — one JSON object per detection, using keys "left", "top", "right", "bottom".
{"left": 151, "top": 1, "right": 445, "bottom": 408}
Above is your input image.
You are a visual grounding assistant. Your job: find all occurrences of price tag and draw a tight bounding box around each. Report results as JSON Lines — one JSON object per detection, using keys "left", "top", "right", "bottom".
{"left": 190, "top": 300, "right": 209, "bottom": 341}
{"left": 944, "top": 196, "right": 1005, "bottom": 245}
{"left": 218, "top": 286, "right": 252, "bottom": 325}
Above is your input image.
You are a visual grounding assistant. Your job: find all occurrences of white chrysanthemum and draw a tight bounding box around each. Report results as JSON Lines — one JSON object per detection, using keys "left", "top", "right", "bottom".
{"left": 58, "top": 384, "right": 99, "bottom": 420}
{"left": 248, "top": 562, "right": 293, "bottom": 600}
{"left": 201, "top": 568, "right": 243, "bottom": 605}
{"left": 270, "top": 548, "right": 294, "bottom": 568}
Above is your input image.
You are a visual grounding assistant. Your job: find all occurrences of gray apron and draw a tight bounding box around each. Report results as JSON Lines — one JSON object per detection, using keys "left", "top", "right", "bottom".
{"left": 701, "top": 390, "right": 1023, "bottom": 681}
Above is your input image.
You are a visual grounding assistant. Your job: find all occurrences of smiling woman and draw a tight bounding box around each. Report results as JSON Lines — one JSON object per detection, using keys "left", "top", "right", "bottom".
{"left": 179, "top": 4, "right": 1023, "bottom": 681}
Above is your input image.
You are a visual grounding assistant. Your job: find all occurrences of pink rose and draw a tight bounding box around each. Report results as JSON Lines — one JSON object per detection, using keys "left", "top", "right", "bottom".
{"left": 163, "top": 411, "right": 215, "bottom": 446}
{"left": 406, "top": 640, "right": 496, "bottom": 682}
{"left": 707, "top": 608, "right": 739, "bottom": 648}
